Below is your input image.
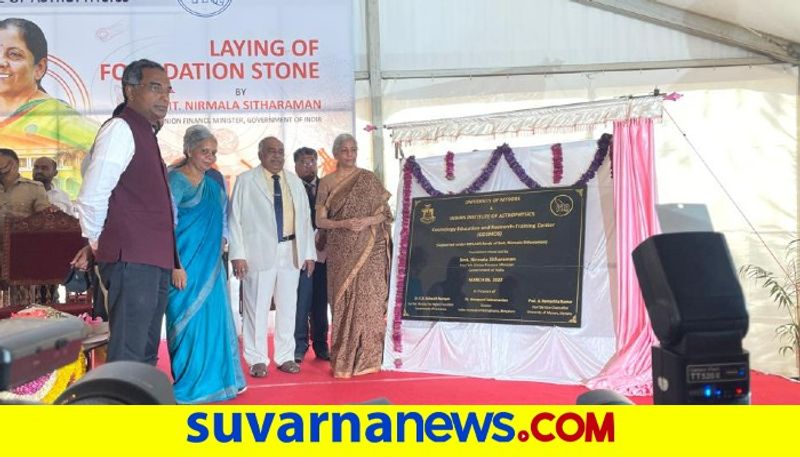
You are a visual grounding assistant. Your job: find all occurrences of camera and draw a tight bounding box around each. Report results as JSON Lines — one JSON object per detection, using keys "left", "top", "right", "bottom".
{"left": 1, "top": 317, "right": 175, "bottom": 404}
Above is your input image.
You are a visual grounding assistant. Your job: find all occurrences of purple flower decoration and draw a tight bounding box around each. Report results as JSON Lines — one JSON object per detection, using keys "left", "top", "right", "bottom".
{"left": 445, "top": 151, "right": 455, "bottom": 180}
{"left": 574, "top": 134, "right": 612, "bottom": 187}
{"left": 552, "top": 144, "right": 563, "bottom": 184}
{"left": 500, "top": 144, "right": 542, "bottom": 190}
{"left": 392, "top": 159, "right": 416, "bottom": 357}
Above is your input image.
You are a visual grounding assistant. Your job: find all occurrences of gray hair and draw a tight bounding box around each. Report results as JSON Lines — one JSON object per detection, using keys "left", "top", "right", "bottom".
{"left": 258, "top": 136, "right": 281, "bottom": 151}
{"left": 121, "top": 59, "right": 165, "bottom": 99}
{"left": 332, "top": 133, "right": 356, "bottom": 155}
{"left": 183, "top": 125, "right": 216, "bottom": 155}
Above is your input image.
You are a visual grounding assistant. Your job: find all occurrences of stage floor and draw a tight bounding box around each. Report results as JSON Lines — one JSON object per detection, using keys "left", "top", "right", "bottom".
{"left": 155, "top": 340, "right": 800, "bottom": 405}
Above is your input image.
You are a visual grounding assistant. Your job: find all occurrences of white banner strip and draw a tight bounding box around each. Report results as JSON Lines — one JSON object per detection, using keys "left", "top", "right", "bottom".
{"left": 386, "top": 96, "right": 663, "bottom": 144}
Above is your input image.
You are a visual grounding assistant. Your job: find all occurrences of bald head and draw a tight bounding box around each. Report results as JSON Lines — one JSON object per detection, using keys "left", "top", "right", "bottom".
{"left": 33, "top": 157, "right": 58, "bottom": 189}
{"left": 257, "top": 136, "right": 285, "bottom": 174}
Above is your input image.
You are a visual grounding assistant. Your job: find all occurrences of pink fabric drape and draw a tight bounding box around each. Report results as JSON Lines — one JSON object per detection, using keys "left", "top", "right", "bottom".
{"left": 586, "top": 118, "right": 659, "bottom": 395}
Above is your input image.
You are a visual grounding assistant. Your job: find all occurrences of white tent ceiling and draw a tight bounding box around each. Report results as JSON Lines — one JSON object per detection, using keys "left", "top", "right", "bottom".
{"left": 351, "top": 0, "right": 800, "bottom": 378}
{"left": 657, "top": 0, "right": 800, "bottom": 43}
{"left": 569, "top": 0, "right": 800, "bottom": 65}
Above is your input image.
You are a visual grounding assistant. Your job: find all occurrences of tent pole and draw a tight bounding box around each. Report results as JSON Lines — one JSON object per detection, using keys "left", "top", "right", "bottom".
{"left": 365, "top": 0, "right": 384, "bottom": 181}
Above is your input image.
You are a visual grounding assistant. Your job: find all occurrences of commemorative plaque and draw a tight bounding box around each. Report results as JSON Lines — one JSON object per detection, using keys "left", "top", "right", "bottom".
{"left": 403, "top": 187, "right": 586, "bottom": 326}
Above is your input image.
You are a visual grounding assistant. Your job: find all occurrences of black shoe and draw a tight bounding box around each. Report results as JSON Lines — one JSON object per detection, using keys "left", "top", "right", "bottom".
{"left": 278, "top": 361, "right": 301, "bottom": 374}
{"left": 249, "top": 363, "right": 268, "bottom": 378}
{"left": 294, "top": 352, "right": 305, "bottom": 364}
{"left": 315, "top": 350, "right": 330, "bottom": 361}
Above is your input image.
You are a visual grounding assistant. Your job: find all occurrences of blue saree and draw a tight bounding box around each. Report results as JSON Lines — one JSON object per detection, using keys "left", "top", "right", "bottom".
{"left": 167, "top": 170, "right": 245, "bottom": 404}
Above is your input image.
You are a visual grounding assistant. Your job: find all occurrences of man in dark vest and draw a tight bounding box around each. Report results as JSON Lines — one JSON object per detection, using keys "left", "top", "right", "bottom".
{"left": 73, "top": 59, "right": 177, "bottom": 365}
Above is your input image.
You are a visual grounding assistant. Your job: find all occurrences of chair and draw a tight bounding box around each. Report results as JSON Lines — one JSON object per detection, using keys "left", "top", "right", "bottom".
{"left": 1, "top": 210, "right": 91, "bottom": 318}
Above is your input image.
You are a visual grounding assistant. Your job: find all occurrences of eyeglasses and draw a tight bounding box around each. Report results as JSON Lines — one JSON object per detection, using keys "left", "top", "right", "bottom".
{"left": 135, "top": 82, "right": 174, "bottom": 96}
{"left": 195, "top": 148, "right": 217, "bottom": 158}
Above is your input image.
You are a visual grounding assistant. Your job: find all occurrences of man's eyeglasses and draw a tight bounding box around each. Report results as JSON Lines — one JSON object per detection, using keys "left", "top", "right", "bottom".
{"left": 135, "top": 83, "right": 174, "bottom": 96}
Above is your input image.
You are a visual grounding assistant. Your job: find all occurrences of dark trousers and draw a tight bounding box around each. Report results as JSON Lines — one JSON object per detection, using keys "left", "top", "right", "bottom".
{"left": 98, "top": 261, "right": 170, "bottom": 365}
{"left": 294, "top": 261, "right": 329, "bottom": 356}
{"left": 91, "top": 266, "right": 108, "bottom": 321}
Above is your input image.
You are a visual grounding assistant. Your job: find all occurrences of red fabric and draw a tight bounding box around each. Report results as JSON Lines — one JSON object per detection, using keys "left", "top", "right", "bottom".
{"left": 52, "top": 302, "right": 93, "bottom": 317}
{"left": 7, "top": 232, "right": 86, "bottom": 282}
{"left": 154, "top": 340, "right": 800, "bottom": 404}
{"left": 0, "top": 304, "right": 25, "bottom": 320}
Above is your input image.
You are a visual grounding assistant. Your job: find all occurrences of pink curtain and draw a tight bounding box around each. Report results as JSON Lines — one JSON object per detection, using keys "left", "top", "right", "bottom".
{"left": 586, "top": 118, "right": 659, "bottom": 395}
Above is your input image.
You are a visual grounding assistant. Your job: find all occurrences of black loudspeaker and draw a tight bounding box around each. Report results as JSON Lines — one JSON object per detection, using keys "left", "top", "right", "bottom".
{"left": 576, "top": 389, "right": 634, "bottom": 405}
{"left": 651, "top": 346, "right": 749, "bottom": 405}
{"left": 632, "top": 232, "right": 750, "bottom": 404}
{"left": 54, "top": 361, "right": 176, "bottom": 405}
{"left": 632, "top": 232, "right": 748, "bottom": 352}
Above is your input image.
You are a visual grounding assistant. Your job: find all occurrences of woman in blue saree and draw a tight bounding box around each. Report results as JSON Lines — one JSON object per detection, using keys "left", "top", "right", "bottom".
{"left": 167, "top": 125, "right": 245, "bottom": 404}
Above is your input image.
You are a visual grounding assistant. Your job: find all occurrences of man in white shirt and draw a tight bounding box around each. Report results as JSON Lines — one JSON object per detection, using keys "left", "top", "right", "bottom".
{"left": 72, "top": 59, "right": 177, "bottom": 365}
{"left": 32, "top": 157, "right": 75, "bottom": 216}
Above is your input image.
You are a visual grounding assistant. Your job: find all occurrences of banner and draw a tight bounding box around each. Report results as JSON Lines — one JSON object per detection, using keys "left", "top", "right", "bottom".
{"left": 0, "top": 405, "right": 798, "bottom": 456}
{"left": 0, "top": 0, "right": 354, "bottom": 197}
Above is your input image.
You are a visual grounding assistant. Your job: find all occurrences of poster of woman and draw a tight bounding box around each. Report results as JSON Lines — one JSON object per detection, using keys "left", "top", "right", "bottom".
{"left": 0, "top": 18, "right": 98, "bottom": 198}
{"left": 0, "top": 1, "right": 354, "bottom": 183}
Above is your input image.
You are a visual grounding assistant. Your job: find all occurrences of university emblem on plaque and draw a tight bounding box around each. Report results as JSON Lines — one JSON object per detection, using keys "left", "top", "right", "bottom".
{"left": 419, "top": 204, "right": 436, "bottom": 224}
{"left": 549, "top": 194, "right": 574, "bottom": 217}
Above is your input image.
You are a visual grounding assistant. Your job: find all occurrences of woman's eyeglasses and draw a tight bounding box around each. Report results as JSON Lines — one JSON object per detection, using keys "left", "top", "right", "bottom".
{"left": 196, "top": 149, "right": 217, "bottom": 157}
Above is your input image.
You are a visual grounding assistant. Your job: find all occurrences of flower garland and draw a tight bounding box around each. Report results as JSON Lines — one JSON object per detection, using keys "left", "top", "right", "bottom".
{"left": 408, "top": 158, "right": 444, "bottom": 197}
{"left": 574, "top": 133, "right": 612, "bottom": 187}
{"left": 0, "top": 352, "right": 86, "bottom": 403}
{"left": 1, "top": 305, "right": 89, "bottom": 403}
{"left": 42, "top": 353, "right": 86, "bottom": 403}
{"left": 391, "top": 162, "right": 414, "bottom": 367}
{"left": 608, "top": 142, "right": 614, "bottom": 179}
{"left": 391, "top": 135, "right": 612, "bottom": 362}
{"left": 501, "top": 143, "right": 542, "bottom": 190}
{"left": 551, "top": 143, "right": 563, "bottom": 184}
{"left": 444, "top": 151, "right": 455, "bottom": 180}
{"left": 3, "top": 372, "right": 55, "bottom": 402}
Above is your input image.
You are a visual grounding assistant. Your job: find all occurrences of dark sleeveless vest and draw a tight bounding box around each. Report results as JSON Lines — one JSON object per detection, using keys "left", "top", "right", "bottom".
{"left": 94, "top": 107, "right": 176, "bottom": 270}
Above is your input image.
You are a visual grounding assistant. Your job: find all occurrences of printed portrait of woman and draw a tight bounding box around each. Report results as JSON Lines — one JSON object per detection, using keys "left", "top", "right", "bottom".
{"left": 0, "top": 18, "right": 97, "bottom": 198}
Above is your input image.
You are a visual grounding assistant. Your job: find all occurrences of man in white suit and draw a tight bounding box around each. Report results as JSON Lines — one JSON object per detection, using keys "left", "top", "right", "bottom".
{"left": 229, "top": 136, "right": 316, "bottom": 377}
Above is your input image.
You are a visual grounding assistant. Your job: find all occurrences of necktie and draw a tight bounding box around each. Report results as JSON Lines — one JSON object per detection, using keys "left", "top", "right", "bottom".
{"left": 273, "top": 174, "right": 283, "bottom": 241}
{"left": 306, "top": 180, "right": 317, "bottom": 230}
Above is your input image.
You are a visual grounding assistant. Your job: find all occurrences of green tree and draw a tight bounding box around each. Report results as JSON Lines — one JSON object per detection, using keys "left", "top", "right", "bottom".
{"left": 740, "top": 239, "right": 800, "bottom": 377}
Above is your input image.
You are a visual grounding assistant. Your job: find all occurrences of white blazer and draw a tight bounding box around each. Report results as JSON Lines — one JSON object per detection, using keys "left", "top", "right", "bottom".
{"left": 228, "top": 167, "right": 316, "bottom": 271}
